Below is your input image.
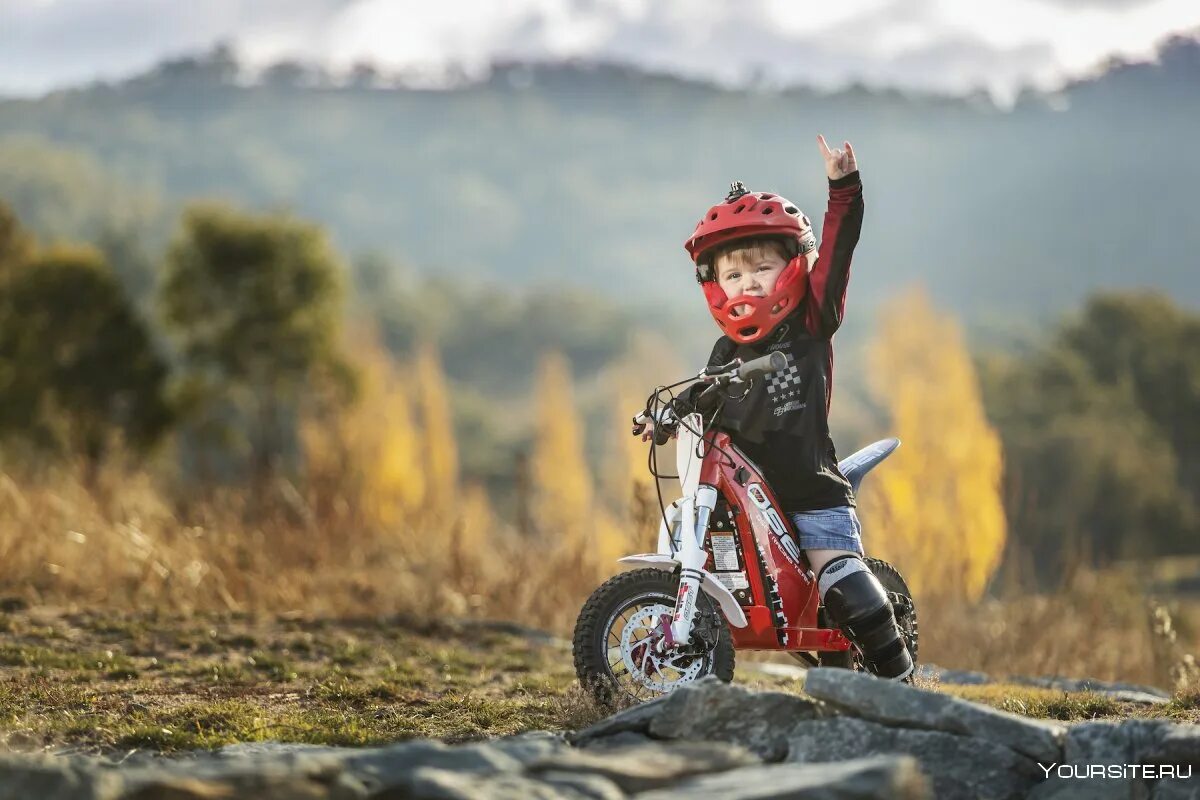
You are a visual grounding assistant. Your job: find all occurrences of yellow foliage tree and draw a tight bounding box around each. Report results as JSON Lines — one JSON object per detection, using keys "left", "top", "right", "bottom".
{"left": 415, "top": 343, "right": 459, "bottom": 512}
{"left": 300, "top": 327, "right": 423, "bottom": 527}
{"left": 531, "top": 351, "right": 593, "bottom": 538}
{"left": 602, "top": 330, "right": 687, "bottom": 549}
{"left": 860, "top": 288, "right": 1007, "bottom": 602}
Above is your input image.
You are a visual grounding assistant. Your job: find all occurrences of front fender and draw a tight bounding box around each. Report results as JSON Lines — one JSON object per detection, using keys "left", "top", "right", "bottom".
{"left": 617, "top": 554, "right": 748, "bottom": 628}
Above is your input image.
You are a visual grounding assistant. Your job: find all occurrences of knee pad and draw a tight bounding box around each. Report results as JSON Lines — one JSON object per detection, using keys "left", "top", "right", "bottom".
{"left": 818, "top": 555, "right": 914, "bottom": 681}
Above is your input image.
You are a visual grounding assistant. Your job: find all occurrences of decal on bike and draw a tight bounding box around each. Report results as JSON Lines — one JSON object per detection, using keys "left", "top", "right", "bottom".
{"left": 746, "top": 483, "right": 804, "bottom": 569}
{"left": 709, "top": 534, "right": 740, "bottom": 571}
{"left": 713, "top": 571, "right": 749, "bottom": 592}
{"left": 674, "top": 579, "right": 697, "bottom": 626}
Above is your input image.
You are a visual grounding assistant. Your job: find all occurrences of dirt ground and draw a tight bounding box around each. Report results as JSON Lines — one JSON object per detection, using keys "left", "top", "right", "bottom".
{"left": 0, "top": 603, "right": 1195, "bottom": 756}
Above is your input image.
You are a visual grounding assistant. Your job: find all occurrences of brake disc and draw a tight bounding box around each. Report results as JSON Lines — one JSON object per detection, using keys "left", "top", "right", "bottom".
{"left": 618, "top": 603, "right": 706, "bottom": 693}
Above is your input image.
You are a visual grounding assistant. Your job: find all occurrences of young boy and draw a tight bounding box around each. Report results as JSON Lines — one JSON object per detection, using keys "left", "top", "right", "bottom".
{"left": 645, "top": 135, "right": 913, "bottom": 681}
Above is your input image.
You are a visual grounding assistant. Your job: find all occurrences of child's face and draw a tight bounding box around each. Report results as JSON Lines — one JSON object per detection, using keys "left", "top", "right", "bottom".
{"left": 715, "top": 246, "right": 789, "bottom": 303}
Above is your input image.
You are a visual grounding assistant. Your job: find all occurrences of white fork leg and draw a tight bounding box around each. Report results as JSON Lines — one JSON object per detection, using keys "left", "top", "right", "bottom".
{"left": 670, "top": 486, "right": 718, "bottom": 645}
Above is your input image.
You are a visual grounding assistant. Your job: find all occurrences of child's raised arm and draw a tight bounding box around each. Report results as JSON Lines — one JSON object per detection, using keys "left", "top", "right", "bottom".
{"left": 806, "top": 135, "right": 864, "bottom": 338}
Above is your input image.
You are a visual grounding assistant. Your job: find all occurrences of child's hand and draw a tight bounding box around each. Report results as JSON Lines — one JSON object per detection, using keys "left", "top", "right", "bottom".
{"left": 817, "top": 135, "right": 857, "bottom": 180}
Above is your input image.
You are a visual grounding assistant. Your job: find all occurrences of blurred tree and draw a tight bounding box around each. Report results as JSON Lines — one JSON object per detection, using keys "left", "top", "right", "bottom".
{"left": 301, "top": 326, "right": 423, "bottom": 526}
{"left": 1059, "top": 292, "right": 1200, "bottom": 506}
{"left": 531, "top": 351, "right": 593, "bottom": 537}
{"left": 861, "top": 289, "right": 1007, "bottom": 602}
{"left": 0, "top": 201, "right": 34, "bottom": 272}
{"left": 980, "top": 291, "right": 1200, "bottom": 581}
{"left": 415, "top": 343, "right": 460, "bottom": 511}
{"left": 159, "top": 203, "right": 353, "bottom": 481}
{"left": 97, "top": 224, "right": 158, "bottom": 312}
{"left": 0, "top": 244, "right": 171, "bottom": 465}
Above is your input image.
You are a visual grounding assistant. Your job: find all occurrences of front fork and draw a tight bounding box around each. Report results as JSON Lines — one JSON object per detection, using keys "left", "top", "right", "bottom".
{"left": 666, "top": 485, "right": 718, "bottom": 647}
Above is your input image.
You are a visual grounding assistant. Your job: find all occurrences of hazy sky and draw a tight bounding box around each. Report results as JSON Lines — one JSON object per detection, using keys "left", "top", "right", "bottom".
{"left": 3, "top": 0, "right": 1198, "bottom": 101}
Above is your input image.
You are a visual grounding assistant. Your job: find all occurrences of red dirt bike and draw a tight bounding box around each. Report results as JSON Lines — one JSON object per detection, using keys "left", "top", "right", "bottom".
{"left": 573, "top": 353, "right": 918, "bottom": 703}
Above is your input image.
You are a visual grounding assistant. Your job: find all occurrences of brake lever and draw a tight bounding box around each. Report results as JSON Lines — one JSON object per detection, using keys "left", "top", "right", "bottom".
{"left": 700, "top": 358, "right": 742, "bottom": 379}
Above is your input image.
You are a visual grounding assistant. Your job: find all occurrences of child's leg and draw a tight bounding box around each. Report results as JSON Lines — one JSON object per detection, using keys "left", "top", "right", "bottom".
{"left": 788, "top": 508, "right": 913, "bottom": 682}
{"left": 806, "top": 548, "right": 858, "bottom": 577}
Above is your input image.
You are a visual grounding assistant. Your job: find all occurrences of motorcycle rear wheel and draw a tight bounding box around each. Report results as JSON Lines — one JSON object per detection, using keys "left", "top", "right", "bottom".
{"left": 573, "top": 568, "right": 735, "bottom": 706}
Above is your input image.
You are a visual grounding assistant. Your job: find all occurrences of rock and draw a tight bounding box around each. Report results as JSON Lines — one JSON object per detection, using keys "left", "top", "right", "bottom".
{"left": 528, "top": 740, "right": 759, "bottom": 793}
{"left": 342, "top": 740, "right": 523, "bottom": 795}
{"left": 122, "top": 773, "right": 337, "bottom": 799}
{"left": 803, "top": 667, "right": 1065, "bottom": 764}
{"left": 1154, "top": 777, "right": 1200, "bottom": 799}
{"left": 646, "top": 676, "right": 828, "bottom": 760}
{"left": 568, "top": 695, "right": 670, "bottom": 746}
{"left": 489, "top": 732, "right": 571, "bottom": 766}
{"left": 216, "top": 742, "right": 344, "bottom": 759}
{"left": 577, "top": 731, "right": 657, "bottom": 750}
{"left": 0, "top": 755, "right": 122, "bottom": 800}
{"left": 537, "top": 770, "right": 627, "bottom": 800}
{"left": 1027, "top": 776, "right": 1149, "bottom": 800}
{"left": 633, "top": 755, "right": 929, "bottom": 800}
{"left": 786, "top": 716, "right": 1040, "bottom": 800}
{"left": 1011, "top": 675, "right": 1172, "bottom": 701}
{"left": 1064, "top": 719, "right": 1200, "bottom": 766}
{"left": 1151, "top": 723, "right": 1200, "bottom": 765}
{"left": 119, "top": 756, "right": 357, "bottom": 800}
{"left": 404, "top": 767, "right": 589, "bottom": 800}
{"left": 1030, "top": 722, "right": 1200, "bottom": 800}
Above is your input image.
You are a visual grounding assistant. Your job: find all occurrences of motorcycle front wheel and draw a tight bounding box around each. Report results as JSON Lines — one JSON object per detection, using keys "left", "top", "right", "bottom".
{"left": 572, "top": 568, "right": 735, "bottom": 706}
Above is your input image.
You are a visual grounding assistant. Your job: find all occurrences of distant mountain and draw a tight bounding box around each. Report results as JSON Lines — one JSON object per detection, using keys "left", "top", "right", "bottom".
{"left": 0, "top": 36, "right": 1197, "bottom": 332}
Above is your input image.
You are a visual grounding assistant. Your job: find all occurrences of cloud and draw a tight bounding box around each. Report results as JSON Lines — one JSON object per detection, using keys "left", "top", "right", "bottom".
{"left": 0, "top": 0, "right": 1197, "bottom": 99}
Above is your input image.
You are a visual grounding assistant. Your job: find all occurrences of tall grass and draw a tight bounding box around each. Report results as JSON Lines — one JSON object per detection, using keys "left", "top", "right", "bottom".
{"left": 0, "top": 458, "right": 627, "bottom": 633}
{"left": 1, "top": 459, "right": 1195, "bottom": 689}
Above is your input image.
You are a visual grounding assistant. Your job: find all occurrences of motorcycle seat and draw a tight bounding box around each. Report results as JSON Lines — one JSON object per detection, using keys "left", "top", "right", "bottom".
{"left": 837, "top": 438, "right": 900, "bottom": 493}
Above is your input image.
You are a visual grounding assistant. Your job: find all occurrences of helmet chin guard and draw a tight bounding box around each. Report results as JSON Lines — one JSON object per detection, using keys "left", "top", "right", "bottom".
{"left": 703, "top": 255, "right": 808, "bottom": 345}
{"left": 685, "top": 182, "right": 815, "bottom": 345}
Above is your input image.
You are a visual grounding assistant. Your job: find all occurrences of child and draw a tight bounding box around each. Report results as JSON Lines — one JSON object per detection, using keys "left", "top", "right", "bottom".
{"left": 645, "top": 135, "right": 913, "bottom": 681}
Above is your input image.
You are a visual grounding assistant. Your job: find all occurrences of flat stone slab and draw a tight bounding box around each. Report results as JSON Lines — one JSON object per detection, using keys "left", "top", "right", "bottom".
{"left": 634, "top": 755, "right": 930, "bottom": 800}
{"left": 646, "top": 677, "right": 829, "bottom": 760}
{"left": 568, "top": 694, "right": 669, "bottom": 746}
{"left": 787, "top": 715, "right": 1043, "bottom": 800}
{"left": 803, "top": 667, "right": 1065, "bottom": 764}
{"left": 527, "top": 740, "right": 759, "bottom": 793}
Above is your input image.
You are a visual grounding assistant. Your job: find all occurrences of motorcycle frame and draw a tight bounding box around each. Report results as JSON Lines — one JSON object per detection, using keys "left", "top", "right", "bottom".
{"left": 619, "top": 412, "right": 854, "bottom": 654}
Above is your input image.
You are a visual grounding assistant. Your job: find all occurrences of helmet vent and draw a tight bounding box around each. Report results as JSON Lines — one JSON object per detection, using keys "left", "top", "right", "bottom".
{"left": 762, "top": 207, "right": 774, "bottom": 214}
{"left": 761, "top": 193, "right": 775, "bottom": 199}
{"left": 710, "top": 213, "right": 718, "bottom": 220}
{"left": 734, "top": 204, "right": 745, "bottom": 214}
{"left": 784, "top": 205, "right": 799, "bottom": 215}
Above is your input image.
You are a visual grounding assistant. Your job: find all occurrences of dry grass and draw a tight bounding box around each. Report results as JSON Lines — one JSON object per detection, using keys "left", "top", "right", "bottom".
{"left": 917, "top": 567, "right": 1200, "bottom": 691}
{"left": 0, "top": 460, "right": 625, "bottom": 634}
{"left": 1, "top": 461, "right": 1198, "bottom": 699}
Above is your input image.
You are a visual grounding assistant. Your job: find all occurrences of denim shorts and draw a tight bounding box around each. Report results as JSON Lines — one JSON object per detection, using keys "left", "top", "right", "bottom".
{"left": 787, "top": 506, "right": 864, "bottom": 555}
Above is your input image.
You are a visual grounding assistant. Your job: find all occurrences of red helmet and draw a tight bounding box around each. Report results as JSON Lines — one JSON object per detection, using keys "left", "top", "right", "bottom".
{"left": 684, "top": 182, "right": 816, "bottom": 345}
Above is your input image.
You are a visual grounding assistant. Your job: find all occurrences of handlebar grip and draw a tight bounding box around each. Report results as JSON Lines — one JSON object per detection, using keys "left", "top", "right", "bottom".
{"left": 737, "top": 351, "right": 788, "bottom": 382}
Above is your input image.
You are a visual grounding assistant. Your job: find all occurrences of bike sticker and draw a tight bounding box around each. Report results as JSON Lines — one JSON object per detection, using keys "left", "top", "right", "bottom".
{"left": 746, "top": 482, "right": 804, "bottom": 569}
{"left": 713, "top": 571, "right": 749, "bottom": 591}
{"left": 710, "top": 534, "right": 739, "bottom": 571}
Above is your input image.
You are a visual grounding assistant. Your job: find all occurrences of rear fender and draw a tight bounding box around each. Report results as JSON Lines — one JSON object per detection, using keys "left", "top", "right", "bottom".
{"left": 617, "top": 554, "right": 748, "bottom": 628}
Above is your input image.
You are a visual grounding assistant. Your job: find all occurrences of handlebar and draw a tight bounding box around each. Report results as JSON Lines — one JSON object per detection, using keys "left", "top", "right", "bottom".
{"left": 736, "top": 351, "right": 788, "bottom": 382}
{"left": 635, "top": 351, "right": 789, "bottom": 440}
